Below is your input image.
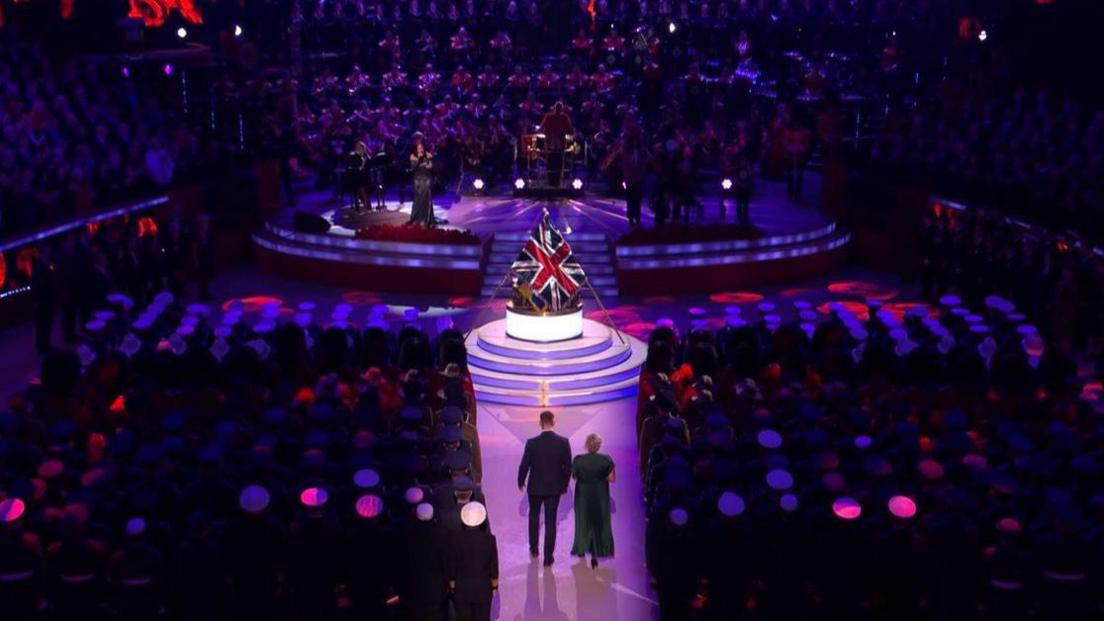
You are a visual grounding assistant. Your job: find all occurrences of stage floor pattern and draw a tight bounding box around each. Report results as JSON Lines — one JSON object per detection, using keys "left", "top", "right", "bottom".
{"left": 291, "top": 175, "right": 829, "bottom": 241}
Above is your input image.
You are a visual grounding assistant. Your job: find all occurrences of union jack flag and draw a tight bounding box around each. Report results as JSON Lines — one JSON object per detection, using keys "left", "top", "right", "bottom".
{"left": 511, "top": 212, "right": 586, "bottom": 312}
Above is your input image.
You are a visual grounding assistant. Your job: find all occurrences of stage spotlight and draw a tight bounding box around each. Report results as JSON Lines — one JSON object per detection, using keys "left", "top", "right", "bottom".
{"left": 514, "top": 178, "right": 526, "bottom": 190}
{"left": 472, "top": 178, "right": 485, "bottom": 191}
{"left": 721, "top": 178, "right": 733, "bottom": 190}
{"left": 621, "top": 181, "right": 627, "bottom": 190}
{"left": 163, "top": 64, "right": 174, "bottom": 76}
{"left": 977, "top": 29, "right": 988, "bottom": 42}
{"left": 571, "top": 178, "right": 584, "bottom": 190}
{"left": 234, "top": 25, "right": 243, "bottom": 37}
{"left": 176, "top": 27, "right": 188, "bottom": 39}
{"left": 121, "top": 66, "right": 131, "bottom": 78}
{"left": 668, "top": 22, "right": 676, "bottom": 34}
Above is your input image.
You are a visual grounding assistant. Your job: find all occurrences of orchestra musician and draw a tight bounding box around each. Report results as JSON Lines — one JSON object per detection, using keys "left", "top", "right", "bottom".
{"left": 366, "top": 140, "right": 388, "bottom": 211}
{"left": 592, "top": 64, "right": 616, "bottom": 93}
{"left": 601, "top": 124, "right": 650, "bottom": 226}
{"left": 536, "top": 65, "right": 559, "bottom": 90}
{"left": 538, "top": 102, "right": 575, "bottom": 188}
{"left": 347, "top": 141, "right": 372, "bottom": 212}
{"left": 477, "top": 65, "right": 499, "bottom": 90}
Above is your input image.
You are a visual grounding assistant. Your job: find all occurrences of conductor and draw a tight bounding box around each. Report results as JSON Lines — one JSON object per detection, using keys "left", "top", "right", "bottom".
{"left": 538, "top": 102, "right": 574, "bottom": 187}
{"left": 517, "top": 410, "right": 572, "bottom": 566}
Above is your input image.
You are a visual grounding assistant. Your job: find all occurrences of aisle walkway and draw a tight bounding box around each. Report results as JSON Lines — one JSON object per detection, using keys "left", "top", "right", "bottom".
{"left": 476, "top": 398, "right": 657, "bottom": 621}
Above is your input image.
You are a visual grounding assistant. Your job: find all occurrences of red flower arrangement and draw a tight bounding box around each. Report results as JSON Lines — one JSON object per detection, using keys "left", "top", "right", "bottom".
{"left": 354, "top": 225, "right": 482, "bottom": 246}
{"left": 618, "top": 223, "right": 763, "bottom": 246}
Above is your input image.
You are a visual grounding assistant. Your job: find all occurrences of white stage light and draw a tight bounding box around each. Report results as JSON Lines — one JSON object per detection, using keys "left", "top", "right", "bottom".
{"left": 177, "top": 27, "right": 188, "bottom": 39}
{"left": 514, "top": 178, "right": 526, "bottom": 190}
{"left": 722, "top": 178, "right": 733, "bottom": 190}
{"left": 506, "top": 308, "right": 583, "bottom": 342}
{"left": 571, "top": 178, "right": 584, "bottom": 190}
{"left": 234, "top": 25, "right": 243, "bottom": 37}
{"left": 668, "top": 22, "right": 677, "bottom": 33}
{"left": 473, "top": 178, "right": 485, "bottom": 191}
{"left": 978, "top": 29, "right": 988, "bottom": 42}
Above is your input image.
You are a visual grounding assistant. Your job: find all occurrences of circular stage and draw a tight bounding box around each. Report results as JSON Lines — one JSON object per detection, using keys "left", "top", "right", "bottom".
{"left": 254, "top": 174, "right": 850, "bottom": 296}
{"left": 465, "top": 318, "right": 646, "bottom": 406}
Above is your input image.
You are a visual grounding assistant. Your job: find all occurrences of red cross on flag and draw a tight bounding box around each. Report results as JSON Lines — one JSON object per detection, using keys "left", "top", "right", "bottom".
{"left": 510, "top": 211, "right": 586, "bottom": 312}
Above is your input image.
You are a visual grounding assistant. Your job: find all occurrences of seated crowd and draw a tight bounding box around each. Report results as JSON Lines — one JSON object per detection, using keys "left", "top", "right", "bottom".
{"left": 915, "top": 204, "right": 1103, "bottom": 352}
{"left": 635, "top": 288, "right": 1101, "bottom": 619}
{"left": 0, "top": 41, "right": 231, "bottom": 237}
{"left": 12, "top": 212, "right": 215, "bottom": 355}
{"left": 0, "top": 293, "right": 497, "bottom": 621}
{"left": 871, "top": 84, "right": 1104, "bottom": 236}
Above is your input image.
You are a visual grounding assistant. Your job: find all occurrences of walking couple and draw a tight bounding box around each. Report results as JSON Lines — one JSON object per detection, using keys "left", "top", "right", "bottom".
{"left": 517, "top": 411, "right": 616, "bottom": 569}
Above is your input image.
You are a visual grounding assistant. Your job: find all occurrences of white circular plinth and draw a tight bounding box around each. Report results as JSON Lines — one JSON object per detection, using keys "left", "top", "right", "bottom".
{"left": 505, "top": 307, "right": 583, "bottom": 342}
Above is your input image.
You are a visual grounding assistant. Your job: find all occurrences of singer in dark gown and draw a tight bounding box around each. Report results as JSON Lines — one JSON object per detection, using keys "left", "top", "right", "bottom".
{"left": 408, "top": 135, "right": 436, "bottom": 227}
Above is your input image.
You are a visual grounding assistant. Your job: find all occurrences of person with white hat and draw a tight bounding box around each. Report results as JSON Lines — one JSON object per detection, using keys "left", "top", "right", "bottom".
{"left": 449, "top": 501, "right": 498, "bottom": 621}
{"left": 398, "top": 503, "right": 451, "bottom": 621}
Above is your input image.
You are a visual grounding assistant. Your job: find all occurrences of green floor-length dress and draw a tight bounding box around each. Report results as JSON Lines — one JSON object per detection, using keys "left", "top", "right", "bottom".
{"left": 570, "top": 452, "right": 615, "bottom": 558}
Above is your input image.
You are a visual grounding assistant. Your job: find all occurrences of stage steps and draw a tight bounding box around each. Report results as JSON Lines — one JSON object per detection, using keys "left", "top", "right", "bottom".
{"left": 480, "top": 231, "right": 620, "bottom": 299}
{"left": 465, "top": 318, "right": 646, "bottom": 406}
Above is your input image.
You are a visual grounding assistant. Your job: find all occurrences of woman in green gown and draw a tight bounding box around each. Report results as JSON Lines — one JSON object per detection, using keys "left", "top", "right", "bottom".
{"left": 571, "top": 433, "right": 616, "bottom": 567}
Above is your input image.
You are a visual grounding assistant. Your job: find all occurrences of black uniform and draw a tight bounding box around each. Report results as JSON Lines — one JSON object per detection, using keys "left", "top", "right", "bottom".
{"left": 449, "top": 527, "right": 499, "bottom": 621}
{"left": 399, "top": 522, "right": 451, "bottom": 621}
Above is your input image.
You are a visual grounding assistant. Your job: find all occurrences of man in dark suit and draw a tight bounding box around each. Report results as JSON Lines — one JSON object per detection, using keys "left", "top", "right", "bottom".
{"left": 517, "top": 410, "right": 572, "bottom": 566}
{"left": 449, "top": 502, "right": 499, "bottom": 621}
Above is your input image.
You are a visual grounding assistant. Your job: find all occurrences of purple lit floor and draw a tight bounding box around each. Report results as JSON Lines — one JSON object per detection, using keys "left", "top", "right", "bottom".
{"left": 478, "top": 398, "right": 656, "bottom": 620}
{"left": 287, "top": 174, "right": 827, "bottom": 239}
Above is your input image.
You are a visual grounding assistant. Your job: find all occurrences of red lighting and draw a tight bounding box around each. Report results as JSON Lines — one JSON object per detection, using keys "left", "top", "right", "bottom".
{"left": 128, "top": 0, "right": 203, "bottom": 28}
{"left": 826, "top": 281, "right": 897, "bottom": 301}
{"left": 109, "top": 395, "right": 126, "bottom": 414}
{"left": 0, "top": 498, "right": 26, "bottom": 523}
{"left": 622, "top": 321, "right": 658, "bottom": 339}
{"left": 586, "top": 308, "right": 641, "bottom": 323}
{"left": 221, "top": 296, "right": 283, "bottom": 313}
{"left": 294, "top": 387, "right": 316, "bottom": 406}
{"left": 342, "top": 292, "right": 383, "bottom": 305}
{"left": 137, "top": 217, "right": 158, "bottom": 237}
{"left": 887, "top": 495, "right": 917, "bottom": 519}
{"left": 917, "top": 458, "right": 944, "bottom": 480}
{"left": 708, "top": 292, "right": 764, "bottom": 305}
{"left": 300, "top": 487, "right": 329, "bottom": 507}
{"left": 958, "top": 17, "right": 983, "bottom": 42}
{"left": 832, "top": 497, "right": 862, "bottom": 520}
{"left": 355, "top": 494, "right": 384, "bottom": 519}
{"left": 816, "top": 300, "right": 870, "bottom": 321}
{"left": 17, "top": 248, "right": 39, "bottom": 279}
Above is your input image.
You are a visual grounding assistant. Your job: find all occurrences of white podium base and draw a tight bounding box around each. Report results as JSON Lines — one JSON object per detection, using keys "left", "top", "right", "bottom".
{"left": 505, "top": 307, "right": 584, "bottom": 342}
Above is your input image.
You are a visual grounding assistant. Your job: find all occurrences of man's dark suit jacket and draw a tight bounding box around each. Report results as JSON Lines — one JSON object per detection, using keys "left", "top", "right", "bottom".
{"left": 517, "top": 430, "right": 572, "bottom": 497}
